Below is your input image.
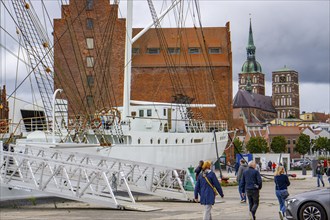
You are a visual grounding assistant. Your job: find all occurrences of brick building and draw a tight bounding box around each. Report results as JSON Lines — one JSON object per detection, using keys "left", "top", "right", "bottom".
{"left": 272, "top": 66, "right": 300, "bottom": 118}
{"left": 53, "top": 0, "right": 233, "bottom": 124}
{"left": 267, "top": 126, "right": 301, "bottom": 159}
{"left": 0, "top": 85, "right": 9, "bottom": 133}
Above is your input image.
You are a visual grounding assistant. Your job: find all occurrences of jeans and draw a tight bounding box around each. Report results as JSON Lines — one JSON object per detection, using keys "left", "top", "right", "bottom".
{"left": 317, "top": 174, "right": 324, "bottom": 187}
{"left": 203, "top": 204, "right": 212, "bottom": 220}
{"left": 238, "top": 180, "right": 246, "bottom": 201}
{"left": 275, "top": 189, "right": 286, "bottom": 214}
{"left": 246, "top": 189, "right": 259, "bottom": 219}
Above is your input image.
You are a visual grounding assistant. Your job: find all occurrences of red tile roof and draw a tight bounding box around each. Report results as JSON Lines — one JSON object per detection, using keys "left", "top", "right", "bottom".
{"left": 268, "top": 126, "right": 301, "bottom": 135}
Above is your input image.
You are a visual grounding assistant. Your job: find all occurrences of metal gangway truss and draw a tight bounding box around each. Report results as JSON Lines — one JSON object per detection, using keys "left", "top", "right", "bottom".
{"left": 0, "top": 143, "right": 195, "bottom": 210}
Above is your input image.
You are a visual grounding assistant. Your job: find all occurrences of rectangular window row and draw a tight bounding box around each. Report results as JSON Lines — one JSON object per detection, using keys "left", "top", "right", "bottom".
{"left": 132, "top": 47, "right": 222, "bottom": 55}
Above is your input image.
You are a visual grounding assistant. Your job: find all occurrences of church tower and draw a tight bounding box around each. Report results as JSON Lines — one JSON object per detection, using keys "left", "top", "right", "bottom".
{"left": 272, "top": 66, "right": 300, "bottom": 118}
{"left": 238, "top": 19, "right": 265, "bottom": 95}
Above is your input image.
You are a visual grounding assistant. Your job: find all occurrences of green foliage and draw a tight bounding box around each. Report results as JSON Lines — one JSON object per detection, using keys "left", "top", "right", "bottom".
{"left": 294, "top": 133, "right": 311, "bottom": 156}
{"left": 246, "top": 137, "right": 268, "bottom": 153}
{"left": 270, "top": 136, "right": 287, "bottom": 153}
{"left": 314, "top": 137, "right": 330, "bottom": 152}
{"left": 233, "top": 138, "right": 243, "bottom": 155}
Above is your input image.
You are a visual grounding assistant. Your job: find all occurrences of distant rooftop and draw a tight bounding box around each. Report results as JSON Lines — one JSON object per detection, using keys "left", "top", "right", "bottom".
{"left": 273, "top": 65, "right": 296, "bottom": 72}
{"left": 233, "top": 90, "right": 276, "bottom": 113}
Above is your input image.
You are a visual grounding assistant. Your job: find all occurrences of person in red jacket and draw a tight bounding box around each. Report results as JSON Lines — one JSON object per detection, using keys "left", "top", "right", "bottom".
{"left": 272, "top": 162, "right": 277, "bottom": 172}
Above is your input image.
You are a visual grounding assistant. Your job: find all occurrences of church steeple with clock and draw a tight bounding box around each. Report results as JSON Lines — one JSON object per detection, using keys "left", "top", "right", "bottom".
{"left": 238, "top": 19, "right": 265, "bottom": 95}
{"left": 272, "top": 66, "right": 300, "bottom": 118}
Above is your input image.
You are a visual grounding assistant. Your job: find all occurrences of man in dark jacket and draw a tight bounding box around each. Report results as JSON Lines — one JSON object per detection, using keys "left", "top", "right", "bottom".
{"left": 195, "top": 160, "right": 204, "bottom": 180}
{"left": 240, "top": 161, "right": 262, "bottom": 220}
{"left": 236, "top": 159, "right": 248, "bottom": 202}
{"left": 194, "top": 160, "right": 224, "bottom": 220}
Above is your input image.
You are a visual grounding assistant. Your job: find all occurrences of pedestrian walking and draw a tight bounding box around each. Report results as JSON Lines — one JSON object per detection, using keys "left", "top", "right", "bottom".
{"left": 239, "top": 161, "right": 262, "bottom": 220}
{"left": 268, "top": 161, "right": 272, "bottom": 172}
{"left": 227, "top": 161, "right": 232, "bottom": 173}
{"left": 274, "top": 166, "right": 290, "bottom": 220}
{"left": 194, "top": 160, "right": 224, "bottom": 220}
{"left": 234, "top": 161, "right": 240, "bottom": 176}
{"left": 272, "top": 162, "right": 276, "bottom": 172}
{"left": 195, "top": 160, "right": 204, "bottom": 180}
{"left": 316, "top": 162, "right": 325, "bottom": 187}
{"left": 326, "top": 164, "right": 330, "bottom": 184}
{"left": 236, "top": 159, "right": 248, "bottom": 203}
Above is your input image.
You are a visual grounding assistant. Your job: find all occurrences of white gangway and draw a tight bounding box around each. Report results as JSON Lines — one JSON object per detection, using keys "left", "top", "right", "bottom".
{"left": 0, "top": 142, "right": 196, "bottom": 211}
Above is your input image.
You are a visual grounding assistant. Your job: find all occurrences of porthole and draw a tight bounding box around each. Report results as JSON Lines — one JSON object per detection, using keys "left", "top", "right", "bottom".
{"left": 191, "top": 138, "right": 193, "bottom": 143}
{"left": 182, "top": 139, "right": 184, "bottom": 144}
{"left": 175, "top": 139, "right": 178, "bottom": 144}
{"left": 138, "top": 138, "right": 141, "bottom": 144}
{"left": 158, "top": 138, "right": 161, "bottom": 144}
{"left": 165, "top": 138, "right": 168, "bottom": 144}
{"left": 150, "top": 139, "right": 153, "bottom": 144}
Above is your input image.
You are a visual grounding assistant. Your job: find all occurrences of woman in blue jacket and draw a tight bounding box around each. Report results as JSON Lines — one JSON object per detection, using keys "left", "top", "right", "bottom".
{"left": 274, "top": 166, "right": 290, "bottom": 220}
{"left": 194, "top": 161, "right": 224, "bottom": 220}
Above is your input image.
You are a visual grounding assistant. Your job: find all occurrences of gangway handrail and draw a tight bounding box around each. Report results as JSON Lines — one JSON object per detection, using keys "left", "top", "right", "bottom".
{"left": 0, "top": 142, "right": 195, "bottom": 209}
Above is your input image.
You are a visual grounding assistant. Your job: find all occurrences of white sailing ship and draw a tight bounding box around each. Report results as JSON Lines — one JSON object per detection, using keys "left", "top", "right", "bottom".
{"left": 0, "top": 0, "right": 229, "bottom": 201}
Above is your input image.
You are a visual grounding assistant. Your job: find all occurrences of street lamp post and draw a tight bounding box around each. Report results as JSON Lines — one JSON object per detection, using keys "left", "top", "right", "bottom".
{"left": 52, "top": 89, "right": 63, "bottom": 144}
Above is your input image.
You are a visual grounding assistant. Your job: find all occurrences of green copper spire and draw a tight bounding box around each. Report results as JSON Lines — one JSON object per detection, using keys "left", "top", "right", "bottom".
{"left": 241, "top": 18, "right": 262, "bottom": 73}
{"left": 247, "top": 18, "right": 256, "bottom": 60}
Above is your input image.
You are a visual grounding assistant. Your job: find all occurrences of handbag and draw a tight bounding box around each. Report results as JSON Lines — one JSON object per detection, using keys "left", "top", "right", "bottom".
{"left": 275, "top": 176, "right": 289, "bottom": 199}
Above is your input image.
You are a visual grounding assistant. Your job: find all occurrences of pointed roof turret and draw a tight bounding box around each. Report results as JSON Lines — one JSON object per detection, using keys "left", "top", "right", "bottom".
{"left": 241, "top": 18, "right": 262, "bottom": 73}
{"left": 247, "top": 18, "right": 256, "bottom": 60}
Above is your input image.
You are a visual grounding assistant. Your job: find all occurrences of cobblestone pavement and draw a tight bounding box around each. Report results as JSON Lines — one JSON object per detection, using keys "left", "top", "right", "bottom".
{"left": 1, "top": 171, "right": 327, "bottom": 220}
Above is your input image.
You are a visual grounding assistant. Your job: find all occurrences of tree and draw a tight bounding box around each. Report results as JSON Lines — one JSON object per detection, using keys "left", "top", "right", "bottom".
{"left": 233, "top": 138, "right": 243, "bottom": 155}
{"left": 314, "top": 137, "right": 329, "bottom": 152}
{"left": 294, "top": 133, "right": 310, "bottom": 158}
{"left": 246, "top": 137, "right": 268, "bottom": 153}
{"left": 271, "top": 136, "right": 287, "bottom": 153}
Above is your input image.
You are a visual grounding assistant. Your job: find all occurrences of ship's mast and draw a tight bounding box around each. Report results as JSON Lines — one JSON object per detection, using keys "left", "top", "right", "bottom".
{"left": 122, "top": 0, "right": 133, "bottom": 119}
{"left": 122, "top": 0, "right": 181, "bottom": 119}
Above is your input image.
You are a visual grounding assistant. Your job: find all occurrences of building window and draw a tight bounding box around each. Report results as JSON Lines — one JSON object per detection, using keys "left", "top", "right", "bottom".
{"left": 163, "top": 109, "right": 166, "bottom": 116}
{"left": 150, "top": 139, "right": 153, "bottom": 144}
{"left": 287, "top": 139, "right": 290, "bottom": 145}
{"left": 188, "top": 47, "right": 200, "bottom": 54}
{"left": 138, "top": 138, "right": 141, "bottom": 144}
{"left": 241, "top": 77, "right": 245, "bottom": 84}
{"left": 287, "top": 74, "right": 291, "bottom": 82}
{"left": 86, "top": 56, "right": 94, "bottom": 67}
{"left": 87, "top": 18, "right": 93, "bottom": 29}
{"left": 147, "top": 109, "right": 152, "bottom": 117}
{"left": 86, "top": 0, "right": 94, "bottom": 10}
{"left": 132, "top": 48, "right": 140, "bottom": 55}
{"left": 139, "top": 110, "right": 144, "bottom": 117}
{"left": 86, "top": 95, "right": 93, "bottom": 107}
{"left": 287, "top": 147, "right": 291, "bottom": 153}
{"left": 253, "top": 76, "right": 257, "bottom": 83}
{"left": 293, "top": 139, "right": 296, "bottom": 144}
{"left": 147, "top": 48, "right": 160, "bottom": 54}
{"left": 168, "top": 47, "right": 180, "bottom": 54}
{"left": 165, "top": 138, "right": 168, "bottom": 144}
{"left": 208, "top": 47, "right": 222, "bottom": 54}
{"left": 87, "top": 75, "right": 94, "bottom": 86}
{"left": 86, "top": 38, "right": 94, "bottom": 49}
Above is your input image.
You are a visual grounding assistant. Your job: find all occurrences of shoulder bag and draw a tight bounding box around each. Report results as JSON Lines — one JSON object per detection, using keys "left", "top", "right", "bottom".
{"left": 204, "top": 175, "right": 218, "bottom": 196}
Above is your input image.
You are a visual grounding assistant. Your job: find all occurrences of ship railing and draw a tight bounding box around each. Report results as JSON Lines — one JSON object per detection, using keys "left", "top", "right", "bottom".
{"left": 186, "top": 120, "right": 227, "bottom": 133}
{"left": 0, "top": 116, "right": 49, "bottom": 138}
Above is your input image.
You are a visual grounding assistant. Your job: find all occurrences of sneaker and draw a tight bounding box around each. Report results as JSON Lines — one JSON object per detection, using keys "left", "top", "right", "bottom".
{"left": 279, "top": 211, "right": 284, "bottom": 220}
{"left": 240, "top": 200, "right": 246, "bottom": 203}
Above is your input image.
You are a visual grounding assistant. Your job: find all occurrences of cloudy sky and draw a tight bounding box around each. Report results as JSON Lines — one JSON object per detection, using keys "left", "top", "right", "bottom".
{"left": 0, "top": 0, "right": 329, "bottom": 113}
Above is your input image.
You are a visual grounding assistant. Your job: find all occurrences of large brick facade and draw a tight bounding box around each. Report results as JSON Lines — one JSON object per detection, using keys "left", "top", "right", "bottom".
{"left": 54, "top": 0, "right": 233, "bottom": 125}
